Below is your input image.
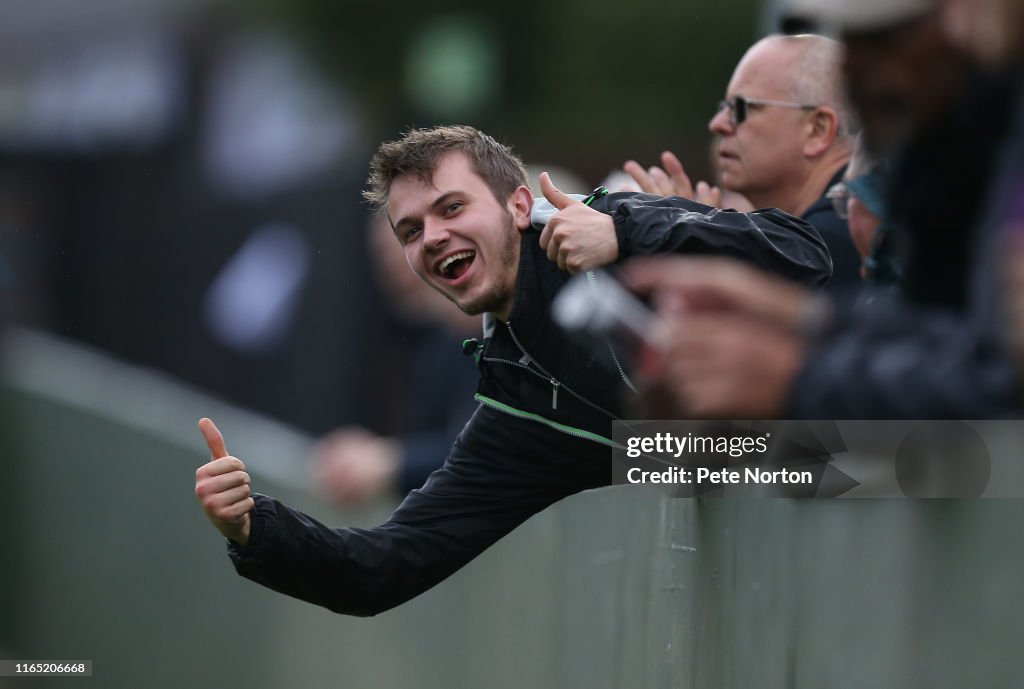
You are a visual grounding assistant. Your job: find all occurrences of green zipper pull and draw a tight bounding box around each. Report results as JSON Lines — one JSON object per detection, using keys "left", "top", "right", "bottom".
{"left": 462, "top": 338, "right": 482, "bottom": 363}
{"left": 581, "top": 186, "right": 610, "bottom": 207}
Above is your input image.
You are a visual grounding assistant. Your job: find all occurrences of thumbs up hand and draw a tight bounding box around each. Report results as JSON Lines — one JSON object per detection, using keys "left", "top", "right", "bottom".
{"left": 195, "top": 417, "right": 253, "bottom": 545}
{"left": 537, "top": 172, "right": 618, "bottom": 274}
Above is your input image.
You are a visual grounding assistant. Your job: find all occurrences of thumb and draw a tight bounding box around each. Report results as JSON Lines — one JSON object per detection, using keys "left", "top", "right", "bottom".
{"left": 539, "top": 171, "right": 576, "bottom": 211}
{"left": 198, "top": 417, "right": 228, "bottom": 460}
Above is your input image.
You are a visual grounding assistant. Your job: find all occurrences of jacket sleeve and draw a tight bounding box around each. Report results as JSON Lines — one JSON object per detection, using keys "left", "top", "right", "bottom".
{"left": 599, "top": 192, "right": 832, "bottom": 288}
{"left": 394, "top": 431, "right": 454, "bottom": 495}
{"left": 787, "top": 294, "right": 1019, "bottom": 418}
{"left": 227, "top": 404, "right": 605, "bottom": 616}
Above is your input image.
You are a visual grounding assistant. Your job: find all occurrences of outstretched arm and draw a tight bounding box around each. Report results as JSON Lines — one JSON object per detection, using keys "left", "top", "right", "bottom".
{"left": 220, "top": 405, "right": 607, "bottom": 617}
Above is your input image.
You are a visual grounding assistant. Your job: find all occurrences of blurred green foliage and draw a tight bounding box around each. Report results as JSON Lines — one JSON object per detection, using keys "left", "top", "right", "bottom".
{"left": 252, "top": 0, "right": 761, "bottom": 181}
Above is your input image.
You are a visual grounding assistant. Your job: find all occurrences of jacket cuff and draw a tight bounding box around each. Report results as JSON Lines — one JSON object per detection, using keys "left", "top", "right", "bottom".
{"left": 226, "top": 493, "right": 270, "bottom": 563}
{"left": 611, "top": 210, "right": 633, "bottom": 260}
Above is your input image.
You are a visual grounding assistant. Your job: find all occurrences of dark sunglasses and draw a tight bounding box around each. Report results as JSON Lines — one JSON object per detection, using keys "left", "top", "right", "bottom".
{"left": 716, "top": 96, "right": 818, "bottom": 126}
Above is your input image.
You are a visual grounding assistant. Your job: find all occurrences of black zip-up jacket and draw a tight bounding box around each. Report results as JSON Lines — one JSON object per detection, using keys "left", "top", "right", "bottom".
{"left": 228, "top": 193, "right": 830, "bottom": 616}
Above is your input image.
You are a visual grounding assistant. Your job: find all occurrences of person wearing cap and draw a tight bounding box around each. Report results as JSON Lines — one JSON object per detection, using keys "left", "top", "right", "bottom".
{"left": 623, "top": 34, "right": 863, "bottom": 292}
{"left": 782, "top": 0, "right": 935, "bottom": 40}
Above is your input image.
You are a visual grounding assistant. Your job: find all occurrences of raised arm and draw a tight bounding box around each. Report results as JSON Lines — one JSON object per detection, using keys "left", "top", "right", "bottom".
{"left": 531, "top": 174, "right": 831, "bottom": 287}
{"left": 600, "top": 192, "right": 832, "bottom": 288}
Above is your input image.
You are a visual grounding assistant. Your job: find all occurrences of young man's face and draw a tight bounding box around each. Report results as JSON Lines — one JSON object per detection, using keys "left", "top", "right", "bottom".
{"left": 387, "top": 152, "right": 531, "bottom": 321}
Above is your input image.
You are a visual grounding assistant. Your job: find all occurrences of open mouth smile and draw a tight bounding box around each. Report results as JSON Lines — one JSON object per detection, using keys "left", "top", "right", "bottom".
{"left": 437, "top": 250, "right": 476, "bottom": 281}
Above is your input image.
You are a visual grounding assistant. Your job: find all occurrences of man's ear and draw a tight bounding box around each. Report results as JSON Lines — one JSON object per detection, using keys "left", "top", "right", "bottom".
{"left": 804, "top": 106, "right": 840, "bottom": 158}
{"left": 510, "top": 185, "right": 534, "bottom": 231}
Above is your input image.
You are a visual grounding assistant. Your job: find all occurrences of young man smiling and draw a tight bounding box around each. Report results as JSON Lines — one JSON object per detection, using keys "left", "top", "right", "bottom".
{"left": 388, "top": 149, "right": 526, "bottom": 320}
{"left": 195, "top": 125, "right": 830, "bottom": 616}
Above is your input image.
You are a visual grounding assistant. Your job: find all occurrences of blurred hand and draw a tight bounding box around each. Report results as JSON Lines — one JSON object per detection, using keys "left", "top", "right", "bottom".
{"left": 622, "top": 256, "right": 818, "bottom": 330}
{"left": 195, "top": 418, "right": 253, "bottom": 545}
{"left": 311, "top": 427, "right": 400, "bottom": 507}
{"left": 537, "top": 171, "right": 618, "bottom": 273}
{"left": 621, "top": 256, "right": 820, "bottom": 419}
{"left": 658, "top": 313, "right": 805, "bottom": 418}
{"left": 623, "top": 151, "right": 725, "bottom": 207}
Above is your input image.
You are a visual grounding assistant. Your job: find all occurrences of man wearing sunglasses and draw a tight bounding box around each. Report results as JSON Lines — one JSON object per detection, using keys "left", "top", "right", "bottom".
{"left": 626, "top": 34, "right": 863, "bottom": 291}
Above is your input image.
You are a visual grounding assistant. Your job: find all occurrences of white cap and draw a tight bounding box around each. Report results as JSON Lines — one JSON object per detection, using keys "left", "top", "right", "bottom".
{"left": 782, "top": 0, "right": 934, "bottom": 34}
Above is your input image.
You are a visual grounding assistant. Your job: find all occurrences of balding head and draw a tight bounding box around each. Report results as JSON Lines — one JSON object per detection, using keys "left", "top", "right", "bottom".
{"left": 745, "top": 34, "right": 855, "bottom": 142}
{"left": 709, "top": 33, "right": 854, "bottom": 215}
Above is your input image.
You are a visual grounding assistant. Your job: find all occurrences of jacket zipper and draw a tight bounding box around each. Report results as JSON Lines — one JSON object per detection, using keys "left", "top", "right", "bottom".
{"left": 477, "top": 321, "right": 662, "bottom": 458}
{"left": 479, "top": 355, "right": 563, "bottom": 411}
{"left": 607, "top": 342, "right": 638, "bottom": 394}
{"left": 584, "top": 271, "right": 638, "bottom": 394}
{"left": 505, "top": 320, "right": 621, "bottom": 420}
